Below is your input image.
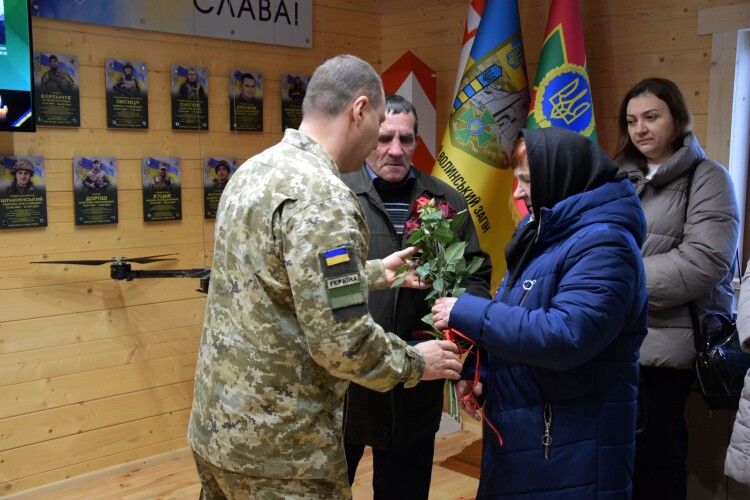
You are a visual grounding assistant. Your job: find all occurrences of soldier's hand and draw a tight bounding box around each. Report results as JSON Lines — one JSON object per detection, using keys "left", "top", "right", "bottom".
{"left": 382, "top": 246, "right": 429, "bottom": 289}
{"left": 416, "top": 340, "right": 462, "bottom": 381}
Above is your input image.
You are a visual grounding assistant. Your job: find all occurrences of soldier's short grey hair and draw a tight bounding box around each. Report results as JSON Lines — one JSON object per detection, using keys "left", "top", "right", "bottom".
{"left": 303, "top": 54, "right": 383, "bottom": 119}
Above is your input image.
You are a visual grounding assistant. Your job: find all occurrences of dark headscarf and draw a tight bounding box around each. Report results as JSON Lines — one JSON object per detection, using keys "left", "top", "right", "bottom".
{"left": 504, "top": 127, "right": 622, "bottom": 286}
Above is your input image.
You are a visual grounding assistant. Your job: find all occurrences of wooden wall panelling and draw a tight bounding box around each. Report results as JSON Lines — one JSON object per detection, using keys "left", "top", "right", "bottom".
{"left": 0, "top": 1, "right": 386, "bottom": 494}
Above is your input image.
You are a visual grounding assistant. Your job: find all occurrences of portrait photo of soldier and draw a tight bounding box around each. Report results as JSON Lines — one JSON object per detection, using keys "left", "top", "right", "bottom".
{"left": 203, "top": 157, "right": 236, "bottom": 218}
{"left": 211, "top": 160, "right": 231, "bottom": 190}
{"left": 105, "top": 59, "right": 148, "bottom": 129}
{"left": 281, "top": 74, "right": 309, "bottom": 131}
{"left": 152, "top": 162, "right": 172, "bottom": 191}
{"left": 230, "top": 70, "right": 263, "bottom": 132}
{"left": 1, "top": 155, "right": 48, "bottom": 229}
{"left": 113, "top": 62, "right": 141, "bottom": 96}
{"left": 171, "top": 65, "right": 208, "bottom": 130}
{"left": 73, "top": 157, "right": 118, "bottom": 226}
{"left": 178, "top": 67, "right": 207, "bottom": 101}
{"left": 81, "top": 159, "right": 110, "bottom": 190}
{"left": 40, "top": 54, "right": 75, "bottom": 93}
{"left": 7, "top": 158, "right": 35, "bottom": 195}
{"left": 34, "top": 52, "right": 80, "bottom": 127}
{"left": 142, "top": 157, "right": 181, "bottom": 221}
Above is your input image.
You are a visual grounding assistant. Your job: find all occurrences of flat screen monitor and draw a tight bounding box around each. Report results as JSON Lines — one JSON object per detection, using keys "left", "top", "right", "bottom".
{"left": 0, "top": 0, "right": 35, "bottom": 133}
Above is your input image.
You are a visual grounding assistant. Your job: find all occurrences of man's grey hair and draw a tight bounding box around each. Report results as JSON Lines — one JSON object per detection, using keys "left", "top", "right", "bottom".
{"left": 303, "top": 54, "right": 383, "bottom": 118}
{"left": 385, "top": 94, "right": 419, "bottom": 136}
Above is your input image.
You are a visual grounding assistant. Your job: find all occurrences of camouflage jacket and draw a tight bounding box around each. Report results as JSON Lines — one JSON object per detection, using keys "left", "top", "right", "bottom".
{"left": 187, "top": 129, "right": 425, "bottom": 479}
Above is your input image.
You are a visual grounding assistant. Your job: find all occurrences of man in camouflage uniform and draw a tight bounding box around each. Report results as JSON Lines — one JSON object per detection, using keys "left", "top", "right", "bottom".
{"left": 151, "top": 163, "right": 171, "bottom": 191}
{"left": 40, "top": 55, "right": 75, "bottom": 93}
{"left": 82, "top": 159, "right": 109, "bottom": 190}
{"left": 187, "top": 54, "right": 462, "bottom": 499}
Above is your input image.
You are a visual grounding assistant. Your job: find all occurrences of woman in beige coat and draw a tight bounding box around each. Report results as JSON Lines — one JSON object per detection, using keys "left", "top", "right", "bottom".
{"left": 725, "top": 262, "right": 750, "bottom": 484}
{"left": 615, "top": 77, "right": 739, "bottom": 499}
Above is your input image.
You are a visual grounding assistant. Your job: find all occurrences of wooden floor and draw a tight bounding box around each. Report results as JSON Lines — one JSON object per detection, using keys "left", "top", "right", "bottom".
{"left": 6, "top": 416, "right": 482, "bottom": 500}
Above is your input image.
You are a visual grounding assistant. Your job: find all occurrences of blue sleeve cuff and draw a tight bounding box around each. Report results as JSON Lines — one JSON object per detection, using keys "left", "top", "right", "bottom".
{"left": 449, "top": 293, "right": 492, "bottom": 347}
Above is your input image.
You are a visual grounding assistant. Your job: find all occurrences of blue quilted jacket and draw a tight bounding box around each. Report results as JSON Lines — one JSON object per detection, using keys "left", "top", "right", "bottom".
{"left": 450, "top": 178, "right": 648, "bottom": 499}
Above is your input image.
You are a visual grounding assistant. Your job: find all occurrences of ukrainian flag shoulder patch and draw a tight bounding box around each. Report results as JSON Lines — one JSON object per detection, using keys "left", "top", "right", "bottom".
{"left": 319, "top": 245, "right": 365, "bottom": 321}
{"left": 323, "top": 246, "right": 350, "bottom": 266}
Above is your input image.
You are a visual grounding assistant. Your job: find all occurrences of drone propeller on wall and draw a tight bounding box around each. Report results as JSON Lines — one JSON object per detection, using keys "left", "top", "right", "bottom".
{"left": 30, "top": 254, "right": 211, "bottom": 293}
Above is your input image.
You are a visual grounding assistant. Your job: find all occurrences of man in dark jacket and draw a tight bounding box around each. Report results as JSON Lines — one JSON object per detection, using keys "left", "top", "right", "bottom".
{"left": 342, "top": 95, "right": 492, "bottom": 499}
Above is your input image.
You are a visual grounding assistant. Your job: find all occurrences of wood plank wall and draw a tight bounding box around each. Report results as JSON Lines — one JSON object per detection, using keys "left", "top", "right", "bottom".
{"left": 1, "top": 0, "right": 746, "bottom": 496}
{"left": 0, "top": 1, "right": 381, "bottom": 494}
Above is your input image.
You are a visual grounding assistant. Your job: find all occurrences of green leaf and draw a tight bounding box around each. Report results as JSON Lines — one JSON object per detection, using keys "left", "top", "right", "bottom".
{"left": 426, "top": 288, "right": 440, "bottom": 300}
{"left": 450, "top": 286, "right": 466, "bottom": 297}
{"left": 444, "top": 241, "right": 467, "bottom": 265}
{"left": 406, "top": 228, "right": 425, "bottom": 245}
{"left": 421, "top": 313, "right": 435, "bottom": 328}
{"left": 465, "top": 256, "right": 484, "bottom": 275}
{"left": 390, "top": 273, "right": 407, "bottom": 288}
{"left": 450, "top": 210, "right": 467, "bottom": 231}
{"left": 433, "top": 225, "right": 454, "bottom": 243}
{"left": 433, "top": 275, "right": 444, "bottom": 292}
{"left": 422, "top": 210, "right": 443, "bottom": 222}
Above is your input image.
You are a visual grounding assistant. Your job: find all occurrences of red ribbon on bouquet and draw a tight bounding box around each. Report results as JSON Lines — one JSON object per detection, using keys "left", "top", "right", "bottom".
{"left": 443, "top": 327, "right": 504, "bottom": 447}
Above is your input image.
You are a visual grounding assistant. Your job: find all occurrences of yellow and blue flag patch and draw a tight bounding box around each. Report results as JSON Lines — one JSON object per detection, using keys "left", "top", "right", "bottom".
{"left": 323, "top": 246, "right": 350, "bottom": 266}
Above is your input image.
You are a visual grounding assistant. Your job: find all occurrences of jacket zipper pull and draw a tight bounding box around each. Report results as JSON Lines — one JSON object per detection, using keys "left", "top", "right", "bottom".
{"left": 543, "top": 402, "right": 552, "bottom": 460}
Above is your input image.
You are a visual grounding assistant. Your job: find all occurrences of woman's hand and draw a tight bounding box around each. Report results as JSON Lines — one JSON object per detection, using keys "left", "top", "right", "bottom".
{"left": 432, "top": 297, "right": 458, "bottom": 330}
{"left": 457, "top": 380, "right": 483, "bottom": 420}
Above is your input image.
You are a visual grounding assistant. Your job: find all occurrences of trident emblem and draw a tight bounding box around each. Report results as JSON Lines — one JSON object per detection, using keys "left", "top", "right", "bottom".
{"left": 548, "top": 77, "right": 590, "bottom": 125}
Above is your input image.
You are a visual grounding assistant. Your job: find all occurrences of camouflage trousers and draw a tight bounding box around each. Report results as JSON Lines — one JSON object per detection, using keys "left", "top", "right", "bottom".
{"left": 192, "top": 451, "right": 352, "bottom": 499}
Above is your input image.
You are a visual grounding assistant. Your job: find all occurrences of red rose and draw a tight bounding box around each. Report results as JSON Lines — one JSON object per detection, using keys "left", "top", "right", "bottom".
{"left": 437, "top": 199, "right": 456, "bottom": 218}
{"left": 403, "top": 217, "right": 422, "bottom": 240}
{"left": 411, "top": 196, "right": 432, "bottom": 215}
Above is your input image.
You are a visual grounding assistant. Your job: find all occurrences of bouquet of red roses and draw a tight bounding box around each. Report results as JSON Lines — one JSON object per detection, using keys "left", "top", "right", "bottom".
{"left": 394, "top": 195, "right": 485, "bottom": 338}
{"left": 392, "top": 195, "right": 485, "bottom": 420}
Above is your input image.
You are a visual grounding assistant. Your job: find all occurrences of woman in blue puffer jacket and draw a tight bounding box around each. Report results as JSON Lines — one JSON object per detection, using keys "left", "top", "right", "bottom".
{"left": 432, "top": 127, "right": 648, "bottom": 499}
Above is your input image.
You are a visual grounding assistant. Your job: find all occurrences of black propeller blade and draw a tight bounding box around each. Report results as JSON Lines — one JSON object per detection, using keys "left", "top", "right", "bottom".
{"left": 30, "top": 254, "right": 178, "bottom": 266}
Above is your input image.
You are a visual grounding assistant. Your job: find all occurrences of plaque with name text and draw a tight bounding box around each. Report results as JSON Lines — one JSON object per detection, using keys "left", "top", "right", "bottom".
{"left": 73, "top": 156, "right": 118, "bottom": 225}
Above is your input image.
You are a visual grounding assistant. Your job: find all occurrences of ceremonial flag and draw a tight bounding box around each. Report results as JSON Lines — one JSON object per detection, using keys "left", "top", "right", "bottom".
{"left": 526, "top": 0, "right": 596, "bottom": 141}
{"left": 432, "top": 0, "right": 529, "bottom": 284}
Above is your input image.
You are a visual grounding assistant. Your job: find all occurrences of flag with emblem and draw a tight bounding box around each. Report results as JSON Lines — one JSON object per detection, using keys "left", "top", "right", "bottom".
{"left": 526, "top": 0, "right": 597, "bottom": 141}
{"left": 431, "top": 0, "right": 529, "bottom": 285}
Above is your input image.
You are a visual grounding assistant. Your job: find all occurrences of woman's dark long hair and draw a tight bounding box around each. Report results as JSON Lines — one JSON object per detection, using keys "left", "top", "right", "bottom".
{"left": 613, "top": 78, "right": 693, "bottom": 167}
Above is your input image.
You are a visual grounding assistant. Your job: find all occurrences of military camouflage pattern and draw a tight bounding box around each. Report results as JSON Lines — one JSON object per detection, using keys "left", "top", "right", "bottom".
{"left": 193, "top": 451, "right": 350, "bottom": 499}
{"left": 187, "top": 129, "right": 425, "bottom": 484}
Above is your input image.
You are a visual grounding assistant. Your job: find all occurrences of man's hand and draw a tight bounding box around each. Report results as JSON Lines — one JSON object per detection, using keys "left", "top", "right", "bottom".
{"left": 457, "top": 380, "right": 483, "bottom": 420}
{"left": 382, "top": 246, "right": 429, "bottom": 289}
{"left": 432, "top": 297, "right": 458, "bottom": 330}
{"left": 416, "top": 340, "right": 462, "bottom": 380}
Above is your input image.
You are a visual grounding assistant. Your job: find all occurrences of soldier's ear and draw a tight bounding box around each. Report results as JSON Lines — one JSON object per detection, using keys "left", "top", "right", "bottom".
{"left": 350, "top": 95, "right": 369, "bottom": 124}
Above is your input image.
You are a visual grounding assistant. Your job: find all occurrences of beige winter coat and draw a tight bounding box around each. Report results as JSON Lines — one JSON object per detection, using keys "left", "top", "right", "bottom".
{"left": 618, "top": 133, "right": 739, "bottom": 369}
{"left": 725, "top": 263, "right": 750, "bottom": 484}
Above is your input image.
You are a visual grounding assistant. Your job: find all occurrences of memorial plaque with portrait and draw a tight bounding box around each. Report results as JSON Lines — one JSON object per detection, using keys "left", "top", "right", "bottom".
{"left": 281, "top": 73, "right": 308, "bottom": 131}
{"left": 229, "top": 69, "right": 263, "bottom": 132}
{"left": 105, "top": 59, "right": 148, "bottom": 129}
{"left": 33, "top": 52, "right": 80, "bottom": 127}
{"left": 73, "top": 156, "right": 118, "bottom": 225}
{"left": 203, "top": 156, "right": 238, "bottom": 218}
{"left": 142, "top": 157, "right": 181, "bottom": 221}
{"left": 0, "top": 155, "right": 48, "bottom": 229}
{"left": 171, "top": 65, "right": 208, "bottom": 130}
